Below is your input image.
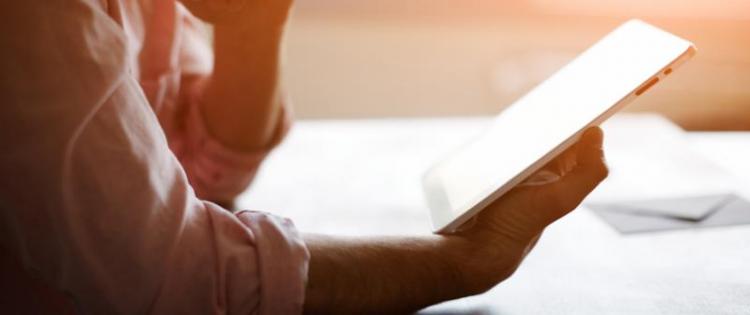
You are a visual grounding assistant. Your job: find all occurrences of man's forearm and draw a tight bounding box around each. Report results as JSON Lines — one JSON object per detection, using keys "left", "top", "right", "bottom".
{"left": 303, "top": 234, "right": 472, "bottom": 315}
{"left": 201, "top": 17, "right": 287, "bottom": 152}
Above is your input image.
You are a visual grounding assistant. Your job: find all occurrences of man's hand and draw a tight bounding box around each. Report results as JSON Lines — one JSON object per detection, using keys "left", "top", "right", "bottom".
{"left": 452, "top": 126, "right": 608, "bottom": 295}
{"left": 303, "top": 127, "right": 607, "bottom": 314}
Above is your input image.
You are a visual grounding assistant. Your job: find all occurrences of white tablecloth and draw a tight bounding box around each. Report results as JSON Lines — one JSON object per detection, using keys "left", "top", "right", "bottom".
{"left": 237, "top": 115, "right": 750, "bottom": 314}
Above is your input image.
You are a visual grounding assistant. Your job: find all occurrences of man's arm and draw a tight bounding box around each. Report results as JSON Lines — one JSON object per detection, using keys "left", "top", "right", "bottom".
{"left": 0, "top": 2, "right": 308, "bottom": 313}
{"left": 180, "top": 3, "right": 608, "bottom": 313}
{"left": 303, "top": 128, "right": 608, "bottom": 314}
{"left": 303, "top": 235, "right": 469, "bottom": 315}
{"left": 195, "top": 2, "right": 292, "bottom": 151}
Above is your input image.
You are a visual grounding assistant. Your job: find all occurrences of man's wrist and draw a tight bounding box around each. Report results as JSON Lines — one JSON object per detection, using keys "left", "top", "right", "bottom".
{"left": 432, "top": 235, "right": 488, "bottom": 297}
{"left": 213, "top": 16, "right": 287, "bottom": 45}
{"left": 184, "top": 1, "right": 292, "bottom": 28}
{"left": 439, "top": 232, "right": 520, "bottom": 296}
{"left": 212, "top": 4, "right": 291, "bottom": 30}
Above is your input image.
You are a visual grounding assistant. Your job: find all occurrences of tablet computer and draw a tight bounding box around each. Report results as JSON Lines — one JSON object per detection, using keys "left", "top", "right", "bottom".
{"left": 423, "top": 19, "right": 696, "bottom": 233}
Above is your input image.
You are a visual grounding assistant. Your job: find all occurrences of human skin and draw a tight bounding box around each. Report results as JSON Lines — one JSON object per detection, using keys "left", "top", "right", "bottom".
{"left": 186, "top": 0, "right": 294, "bottom": 152}
{"left": 303, "top": 127, "right": 608, "bottom": 314}
{"left": 181, "top": 2, "right": 608, "bottom": 313}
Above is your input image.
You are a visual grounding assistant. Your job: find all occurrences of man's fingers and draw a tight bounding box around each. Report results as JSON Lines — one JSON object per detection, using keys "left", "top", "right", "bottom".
{"left": 476, "top": 127, "right": 608, "bottom": 239}
{"left": 518, "top": 126, "right": 604, "bottom": 188}
{"left": 546, "top": 127, "right": 608, "bottom": 216}
{"left": 514, "top": 127, "right": 607, "bottom": 227}
{"left": 577, "top": 127, "right": 606, "bottom": 170}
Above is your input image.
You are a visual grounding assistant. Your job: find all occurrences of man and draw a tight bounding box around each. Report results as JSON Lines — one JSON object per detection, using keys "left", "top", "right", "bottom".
{"left": 0, "top": 0, "right": 608, "bottom": 314}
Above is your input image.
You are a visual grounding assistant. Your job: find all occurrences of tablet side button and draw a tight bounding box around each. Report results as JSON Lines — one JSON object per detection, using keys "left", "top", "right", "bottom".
{"left": 635, "top": 77, "right": 660, "bottom": 96}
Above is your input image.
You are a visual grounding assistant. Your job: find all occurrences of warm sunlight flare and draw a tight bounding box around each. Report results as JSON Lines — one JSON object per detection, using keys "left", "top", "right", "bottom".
{"left": 2, "top": 1, "right": 748, "bottom": 314}
{"left": 289, "top": 1, "right": 750, "bottom": 130}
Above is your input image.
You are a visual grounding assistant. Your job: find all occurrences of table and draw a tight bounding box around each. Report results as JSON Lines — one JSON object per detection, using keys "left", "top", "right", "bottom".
{"left": 237, "top": 115, "right": 750, "bottom": 314}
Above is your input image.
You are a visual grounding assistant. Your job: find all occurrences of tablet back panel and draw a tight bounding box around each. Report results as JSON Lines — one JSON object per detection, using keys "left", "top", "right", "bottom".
{"left": 425, "top": 20, "right": 695, "bottom": 232}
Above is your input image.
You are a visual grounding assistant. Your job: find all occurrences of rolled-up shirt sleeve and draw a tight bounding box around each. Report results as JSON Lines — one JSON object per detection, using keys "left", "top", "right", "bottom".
{"left": 0, "top": 1, "right": 308, "bottom": 314}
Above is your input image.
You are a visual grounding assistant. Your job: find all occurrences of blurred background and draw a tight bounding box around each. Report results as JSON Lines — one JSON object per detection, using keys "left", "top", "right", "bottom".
{"left": 280, "top": 0, "right": 750, "bottom": 130}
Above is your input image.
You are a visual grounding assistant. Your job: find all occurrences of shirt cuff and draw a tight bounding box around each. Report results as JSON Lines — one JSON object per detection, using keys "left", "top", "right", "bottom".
{"left": 184, "top": 98, "right": 292, "bottom": 203}
{"left": 236, "top": 210, "right": 309, "bottom": 315}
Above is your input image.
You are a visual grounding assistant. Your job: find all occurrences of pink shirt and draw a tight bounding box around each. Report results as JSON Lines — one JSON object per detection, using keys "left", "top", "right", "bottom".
{"left": 0, "top": 0, "right": 308, "bottom": 314}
